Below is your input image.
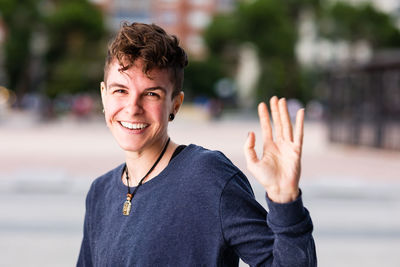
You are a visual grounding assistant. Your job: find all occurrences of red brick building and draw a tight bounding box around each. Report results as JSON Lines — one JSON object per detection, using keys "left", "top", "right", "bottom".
{"left": 151, "top": 0, "right": 218, "bottom": 57}
{"left": 91, "top": 0, "right": 235, "bottom": 57}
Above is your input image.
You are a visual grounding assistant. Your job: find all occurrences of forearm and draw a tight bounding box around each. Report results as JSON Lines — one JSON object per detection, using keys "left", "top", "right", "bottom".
{"left": 265, "top": 191, "right": 317, "bottom": 267}
{"left": 220, "top": 174, "right": 316, "bottom": 266}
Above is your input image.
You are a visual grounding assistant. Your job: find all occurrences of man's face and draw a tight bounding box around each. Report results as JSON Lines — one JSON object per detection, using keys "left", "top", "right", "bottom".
{"left": 101, "top": 59, "right": 182, "bottom": 153}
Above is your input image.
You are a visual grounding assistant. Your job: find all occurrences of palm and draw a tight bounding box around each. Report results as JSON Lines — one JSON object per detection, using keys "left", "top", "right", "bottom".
{"left": 244, "top": 97, "right": 304, "bottom": 203}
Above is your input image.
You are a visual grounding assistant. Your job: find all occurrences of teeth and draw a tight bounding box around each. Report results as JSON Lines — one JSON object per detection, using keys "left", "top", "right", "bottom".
{"left": 120, "top": 121, "right": 148, "bottom": 130}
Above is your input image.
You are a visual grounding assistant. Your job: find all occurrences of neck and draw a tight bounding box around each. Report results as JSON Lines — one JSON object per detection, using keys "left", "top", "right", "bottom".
{"left": 123, "top": 137, "right": 178, "bottom": 186}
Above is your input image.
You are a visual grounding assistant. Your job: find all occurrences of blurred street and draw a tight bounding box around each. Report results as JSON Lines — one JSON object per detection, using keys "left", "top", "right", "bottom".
{"left": 0, "top": 109, "right": 400, "bottom": 267}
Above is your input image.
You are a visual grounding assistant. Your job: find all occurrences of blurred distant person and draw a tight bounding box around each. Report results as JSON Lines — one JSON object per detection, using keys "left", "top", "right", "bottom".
{"left": 306, "top": 100, "right": 324, "bottom": 121}
{"left": 72, "top": 94, "right": 94, "bottom": 118}
{"left": 77, "top": 22, "right": 316, "bottom": 266}
{"left": 287, "top": 98, "right": 303, "bottom": 121}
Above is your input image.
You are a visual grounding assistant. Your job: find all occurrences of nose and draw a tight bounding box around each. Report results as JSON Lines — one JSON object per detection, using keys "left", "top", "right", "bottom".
{"left": 125, "top": 92, "right": 144, "bottom": 115}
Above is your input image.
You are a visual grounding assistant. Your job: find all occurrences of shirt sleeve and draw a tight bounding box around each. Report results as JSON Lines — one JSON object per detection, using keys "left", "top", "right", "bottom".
{"left": 77, "top": 187, "right": 94, "bottom": 267}
{"left": 219, "top": 172, "right": 316, "bottom": 267}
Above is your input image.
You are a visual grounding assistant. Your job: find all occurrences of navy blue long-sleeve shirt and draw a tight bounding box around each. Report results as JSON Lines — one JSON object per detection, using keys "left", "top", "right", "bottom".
{"left": 77, "top": 144, "right": 316, "bottom": 266}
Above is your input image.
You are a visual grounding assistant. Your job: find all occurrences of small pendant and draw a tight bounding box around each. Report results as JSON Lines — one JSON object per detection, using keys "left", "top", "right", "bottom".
{"left": 123, "top": 200, "right": 132, "bottom": 216}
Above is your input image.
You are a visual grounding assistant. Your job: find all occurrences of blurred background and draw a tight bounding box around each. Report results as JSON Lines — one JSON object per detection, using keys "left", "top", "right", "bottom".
{"left": 0, "top": 0, "right": 399, "bottom": 266}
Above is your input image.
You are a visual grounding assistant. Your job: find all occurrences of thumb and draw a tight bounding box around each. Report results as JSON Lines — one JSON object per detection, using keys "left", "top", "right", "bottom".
{"left": 244, "top": 132, "right": 258, "bottom": 166}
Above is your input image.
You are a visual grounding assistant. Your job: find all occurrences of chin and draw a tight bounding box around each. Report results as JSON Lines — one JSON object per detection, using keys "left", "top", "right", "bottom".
{"left": 116, "top": 140, "right": 144, "bottom": 152}
{"left": 120, "top": 145, "right": 143, "bottom": 153}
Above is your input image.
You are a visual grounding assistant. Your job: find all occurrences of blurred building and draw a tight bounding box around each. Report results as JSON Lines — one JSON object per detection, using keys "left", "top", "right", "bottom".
{"left": 89, "top": 0, "right": 152, "bottom": 33}
{"left": 297, "top": 0, "right": 400, "bottom": 68}
{"left": 151, "top": 0, "right": 234, "bottom": 57}
{"left": 295, "top": 0, "right": 400, "bottom": 150}
{"left": 90, "top": 0, "right": 236, "bottom": 57}
{"left": 326, "top": 50, "right": 400, "bottom": 150}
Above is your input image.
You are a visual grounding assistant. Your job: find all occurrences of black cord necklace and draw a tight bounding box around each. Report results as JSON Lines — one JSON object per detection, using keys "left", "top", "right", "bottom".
{"left": 122, "top": 137, "right": 171, "bottom": 216}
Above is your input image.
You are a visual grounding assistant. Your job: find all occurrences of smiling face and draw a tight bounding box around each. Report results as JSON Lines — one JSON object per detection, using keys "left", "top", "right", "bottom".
{"left": 101, "top": 59, "right": 183, "bottom": 153}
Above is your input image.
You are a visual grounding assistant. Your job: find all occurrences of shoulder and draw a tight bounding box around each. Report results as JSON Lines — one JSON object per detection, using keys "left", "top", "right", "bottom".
{"left": 176, "top": 145, "right": 257, "bottom": 209}
{"left": 182, "top": 144, "right": 240, "bottom": 177}
{"left": 171, "top": 144, "right": 244, "bottom": 193}
{"left": 87, "top": 163, "right": 124, "bottom": 198}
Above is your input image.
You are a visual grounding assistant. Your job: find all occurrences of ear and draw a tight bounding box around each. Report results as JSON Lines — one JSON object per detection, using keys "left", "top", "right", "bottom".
{"left": 100, "top": 81, "right": 106, "bottom": 106}
{"left": 172, "top": 91, "right": 184, "bottom": 115}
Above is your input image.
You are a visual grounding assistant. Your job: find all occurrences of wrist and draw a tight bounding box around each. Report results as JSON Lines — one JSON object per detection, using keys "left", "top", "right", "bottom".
{"left": 266, "top": 188, "right": 300, "bottom": 204}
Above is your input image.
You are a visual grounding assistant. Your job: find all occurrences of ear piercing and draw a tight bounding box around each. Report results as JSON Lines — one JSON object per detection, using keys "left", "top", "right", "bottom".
{"left": 169, "top": 113, "right": 175, "bottom": 121}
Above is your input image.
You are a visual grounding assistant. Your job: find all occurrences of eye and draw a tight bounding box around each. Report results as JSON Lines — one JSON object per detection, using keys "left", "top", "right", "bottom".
{"left": 113, "top": 89, "right": 127, "bottom": 94}
{"left": 146, "top": 91, "right": 160, "bottom": 97}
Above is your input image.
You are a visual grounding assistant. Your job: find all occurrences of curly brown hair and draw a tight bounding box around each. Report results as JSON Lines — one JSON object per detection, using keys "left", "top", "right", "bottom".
{"left": 104, "top": 22, "right": 188, "bottom": 98}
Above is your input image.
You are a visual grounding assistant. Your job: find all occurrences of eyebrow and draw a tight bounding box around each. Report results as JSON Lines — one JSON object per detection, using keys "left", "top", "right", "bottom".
{"left": 107, "top": 83, "right": 128, "bottom": 89}
{"left": 144, "top": 86, "right": 167, "bottom": 93}
{"left": 107, "top": 83, "right": 167, "bottom": 93}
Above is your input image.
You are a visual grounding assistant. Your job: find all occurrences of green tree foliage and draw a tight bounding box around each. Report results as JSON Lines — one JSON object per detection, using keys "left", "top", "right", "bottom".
{"left": 0, "top": 0, "right": 107, "bottom": 104}
{"left": 44, "top": 0, "right": 106, "bottom": 98}
{"left": 203, "top": 0, "right": 400, "bottom": 104}
{"left": 236, "top": 1, "right": 296, "bottom": 60}
{"left": 204, "top": 0, "right": 318, "bottom": 103}
{"left": 320, "top": 1, "right": 400, "bottom": 48}
{"left": 183, "top": 58, "right": 224, "bottom": 100}
{"left": 0, "top": 0, "right": 40, "bottom": 100}
{"left": 204, "top": 14, "right": 238, "bottom": 57}
{"left": 237, "top": 1, "right": 300, "bottom": 100}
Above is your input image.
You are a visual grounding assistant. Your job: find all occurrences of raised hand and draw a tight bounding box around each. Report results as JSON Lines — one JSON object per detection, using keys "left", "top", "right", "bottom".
{"left": 244, "top": 96, "right": 304, "bottom": 203}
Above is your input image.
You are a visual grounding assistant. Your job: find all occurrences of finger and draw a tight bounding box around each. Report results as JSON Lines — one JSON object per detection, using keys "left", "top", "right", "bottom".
{"left": 270, "top": 96, "right": 283, "bottom": 140}
{"left": 244, "top": 132, "right": 259, "bottom": 165}
{"left": 278, "top": 98, "right": 293, "bottom": 141}
{"left": 258, "top": 102, "right": 273, "bottom": 144}
{"left": 294, "top": 108, "right": 304, "bottom": 148}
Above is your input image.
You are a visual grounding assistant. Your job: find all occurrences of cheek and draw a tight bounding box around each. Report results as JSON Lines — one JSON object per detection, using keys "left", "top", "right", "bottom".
{"left": 144, "top": 99, "right": 169, "bottom": 117}
{"left": 104, "top": 98, "right": 123, "bottom": 120}
{"left": 149, "top": 103, "right": 167, "bottom": 122}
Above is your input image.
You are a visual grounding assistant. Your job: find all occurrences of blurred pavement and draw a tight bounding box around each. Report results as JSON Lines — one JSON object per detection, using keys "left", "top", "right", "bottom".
{"left": 0, "top": 109, "right": 399, "bottom": 267}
